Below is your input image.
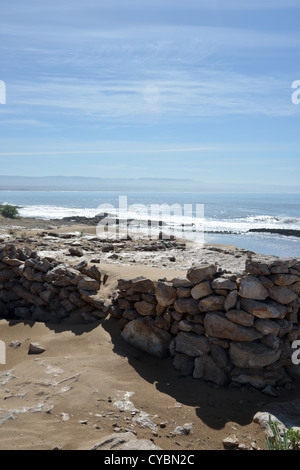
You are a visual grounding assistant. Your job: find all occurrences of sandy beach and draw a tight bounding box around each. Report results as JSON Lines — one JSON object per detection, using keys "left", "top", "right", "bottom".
{"left": 0, "top": 214, "right": 299, "bottom": 451}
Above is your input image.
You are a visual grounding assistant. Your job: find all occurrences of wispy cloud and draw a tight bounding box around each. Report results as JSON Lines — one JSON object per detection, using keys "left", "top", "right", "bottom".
{"left": 7, "top": 71, "right": 296, "bottom": 121}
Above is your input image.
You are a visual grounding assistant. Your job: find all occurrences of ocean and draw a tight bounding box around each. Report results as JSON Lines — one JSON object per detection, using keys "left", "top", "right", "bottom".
{"left": 1, "top": 190, "right": 300, "bottom": 258}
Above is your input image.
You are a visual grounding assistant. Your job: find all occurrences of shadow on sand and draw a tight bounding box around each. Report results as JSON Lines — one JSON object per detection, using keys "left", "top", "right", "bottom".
{"left": 101, "top": 315, "right": 300, "bottom": 432}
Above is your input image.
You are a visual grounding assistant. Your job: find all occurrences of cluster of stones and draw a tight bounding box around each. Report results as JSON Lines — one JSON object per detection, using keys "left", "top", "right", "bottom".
{"left": 0, "top": 243, "right": 110, "bottom": 323}
{"left": 113, "top": 258, "right": 300, "bottom": 389}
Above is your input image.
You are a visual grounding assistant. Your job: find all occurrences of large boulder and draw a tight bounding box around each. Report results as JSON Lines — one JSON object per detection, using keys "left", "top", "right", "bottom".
{"left": 193, "top": 354, "right": 229, "bottom": 385}
{"left": 121, "top": 317, "right": 172, "bottom": 358}
{"left": 134, "top": 300, "right": 156, "bottom": 316}
{"left": 190, "top": 281, "right": 213, "bottom": 300}
{"left": 229, "top": 341, "right": 281, "bottom": 369}
{"left": 175, "top": 331, "right": 210, "bottom": 357}
{"left": 268, "top": 286, "right": 298, "bottom": 305}
{"left": 240, "top": 298, "right": 286, "bottom": 319}
{"left": 204, "top": 312, "right": 262, "bottom": 341}
{"left": 155, "top": 282, "right": 177, "bottom": 307}
{"left": 174, "top": 297, "right": 200, "bottom": 315}
{"left": 238, "top": 275, "right": 269, "bottom": 300}
{"left": 270, "top": 274, "right": 300, "bottom": 286}
{"left": 186, "top": 264, "right": 217, "bottom": 284}
{"left": 198, "top": 295, "right": 225, "bottom": 312}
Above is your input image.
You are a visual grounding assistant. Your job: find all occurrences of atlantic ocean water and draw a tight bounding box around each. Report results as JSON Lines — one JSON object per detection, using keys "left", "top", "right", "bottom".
{"left": 1, "top": 190, "right": 300, "bottom": 258}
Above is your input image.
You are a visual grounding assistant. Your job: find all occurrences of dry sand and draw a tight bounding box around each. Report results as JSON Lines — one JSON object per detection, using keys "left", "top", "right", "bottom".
{"left": 0, "top": 216, "right": 299, "bottom": 451}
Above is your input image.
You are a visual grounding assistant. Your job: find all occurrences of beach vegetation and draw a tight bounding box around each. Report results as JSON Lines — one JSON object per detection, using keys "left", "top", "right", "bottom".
{"left": 0, "top": 204, "right": 20, "bottom": 219}
{"left": 265, "top": 417, "right": 300, "bottom": 450}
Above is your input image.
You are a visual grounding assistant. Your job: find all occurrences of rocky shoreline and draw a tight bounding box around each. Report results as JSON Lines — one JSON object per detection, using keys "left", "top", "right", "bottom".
{"left": 1, "top": 213, "right": 300, "bottom": 238}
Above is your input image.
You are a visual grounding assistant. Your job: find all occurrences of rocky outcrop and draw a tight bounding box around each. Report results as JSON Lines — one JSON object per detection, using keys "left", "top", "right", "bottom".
{"left": 90, "top": 432, "right": 162, "bottom": 450}
{"left": 0, "top": 243, "right": 111, "bottom": 323}
{"left": 113, "top": 257, "right": 300, "bottom": 389}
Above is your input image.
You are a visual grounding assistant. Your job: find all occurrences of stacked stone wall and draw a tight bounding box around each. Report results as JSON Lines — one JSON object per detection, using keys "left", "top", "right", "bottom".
{"left": 113, "top": 258, "right": 300, "bottom": 389}
{"left": 0, "top": 243, "right": 109, "bottom": 323}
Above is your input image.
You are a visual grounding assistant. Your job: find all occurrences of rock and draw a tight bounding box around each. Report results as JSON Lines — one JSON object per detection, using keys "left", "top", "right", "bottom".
{"left": 231, "top": 367, "right": 288, "bottom": 388}
{"left": 134, "top": 300, "right": 156, "bottom": 316}
{"left": 229, "top": 342, "right": 281, "bottom": 369}
{"left": 79, "top": 289, "right": 105, "bottom": 310}
{"left": 82, "top": 265, "right": 102, "bottom": 283}
{"left": 171, "top": 277, "right": 193, "bottom": 288}
{"left": 238, "top": 275, "right": 269, "bottom": 300}
{"left": 253, "top": 318, "right": 281, "bottom": 336}
{"left": 204, "top": 312, "right": 262, "bottom": 341}
{"left": 240, "top": 298, "right": 286, "bottom": 319}
{"left": 262, "top": 385, "right": 279, "bottom": 397}
{"left": 178, "top": 320, "right": 194, "bottom": 332}
{"left": 190, "top": 281, "right": 213, "bottom": 300}
{"left": 74, "top": 259, "right": 88, "bottom": 271}
{"left": 77, "top": 276, "right": 100, "bottom": 291}
{"left": 175, "top": 331, "right": 210, "bottom": 357}
{"left": 225, "top": 309, "right": 254, "bottom": 327}
{"left": 176, "top": 287, "right": 191, "bottom": 298}
{"left": 61, "top": 412, "right": 70, "bottom": 421}
{"left": 90, "top": 432, "right": 161, "bottom": 450}
{"left": 121, "top": 317, "right": 172, "bottom": 358}
{"left": 9, "top": 340, "right": 21, "bottom": 348}
{"left": 291, "top": 282, "right": 300, "bottom": 295}
{"left": 222, "top": 436, "right": 239, "bottom": 449}
{"left": 254, "top": 398, "right": 300, "bottom": 431}
{"left": 2, "top": 257, "right": 24, "bottom": 267}
{"left": 174, "top": 298, "right": 200, "bottom": 315}
{"left": 224, "top": 290, "right": 238, "bottom": 311}
{"left": 172, "top": 423, "right": 193, "bottom": 436}
{"left": 69, "top": 247, "right": 84, "bottom": 257}
{"left": 14, "top": 307, "right": 31, "bottom": 319}
{"left": 193, "top": 354, "right": 229, "bottom": 385}
{"left": 155, "top": 282, "right": 177, "bottom": 307}
{"left": 270, "top": 262, "right": 290, "bottom": 274}
{"left": 12, "top": 285, "right": 46, "bottom": 307}
{"left": 173, "top": 353, "right": 194, "bottom": 376}
{"left": 261, "top": 333, "right": 280, "bottom": 349}
{"left": 271, "top": 274, "right": 300, "bottom": 286}
{"left": 211, "top": 277, "right": 236, "bottom": 290}
{"left": 32, "top": 259, "right": 52, "bottom": 272}
{"left": 102, "top": 244, "right": 114, "bottom": 253}
{"left": 186, "top": 264, "right": 217, "bottom": 284}
{"left": 68, "top": 291, "right": 86, "bottom": 308}
{"left": 28, "top": 342, "right": 46, "bottom": 355}
{"left": 268, "top": 286, "right": 298, "bottom": 305}
{"left": 245, "top": 258, "right": 270, "bottom": 276}
{"left": 131, "top": 277, "right": 155, "bottom": 293}
{"left": 39, "top": 289, "right": 56, "bottom": 303}
{"left": 198, "top": 295, "right": 225, "bottom": 312}
{"left": 210, "top": 344, "right": 231, "bottom": 371}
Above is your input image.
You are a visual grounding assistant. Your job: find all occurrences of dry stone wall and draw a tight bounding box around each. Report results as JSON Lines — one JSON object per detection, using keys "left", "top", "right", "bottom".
{"left": 113, "top": 258, "right": 300, "bottom": 389}
{"left": 1, "top": 241, "right": 300, "bottom": 391}
{"left": 0, "top": 243, "right": 110, "bottom": 323}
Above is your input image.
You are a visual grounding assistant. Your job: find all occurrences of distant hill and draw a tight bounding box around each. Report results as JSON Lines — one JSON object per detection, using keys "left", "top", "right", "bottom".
{"left": 0, "top": 176, "right": 203, "bottom": 192}
{"left": 0, "top": 176, "right": 299, "bottom": 193}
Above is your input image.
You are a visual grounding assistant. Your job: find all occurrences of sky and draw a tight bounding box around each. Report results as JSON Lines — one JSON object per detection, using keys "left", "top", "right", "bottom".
{"left": 0, "top": 0, "right": 300, "bottom": 190}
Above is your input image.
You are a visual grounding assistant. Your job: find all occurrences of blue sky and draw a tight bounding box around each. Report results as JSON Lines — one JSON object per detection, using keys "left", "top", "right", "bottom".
{"left": 0, "top": 0, "right": 300, "bottom": 189}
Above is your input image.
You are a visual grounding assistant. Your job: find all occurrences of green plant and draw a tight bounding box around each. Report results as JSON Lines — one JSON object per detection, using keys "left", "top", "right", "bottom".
{"left": 287, "top": 427, "right": 300, "bottom": 450}
{"left": 0, "top": 204, "right": 20, "bottom": 219}
{"left": 265, "top": 416, "right": 300, "bottom": 450}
